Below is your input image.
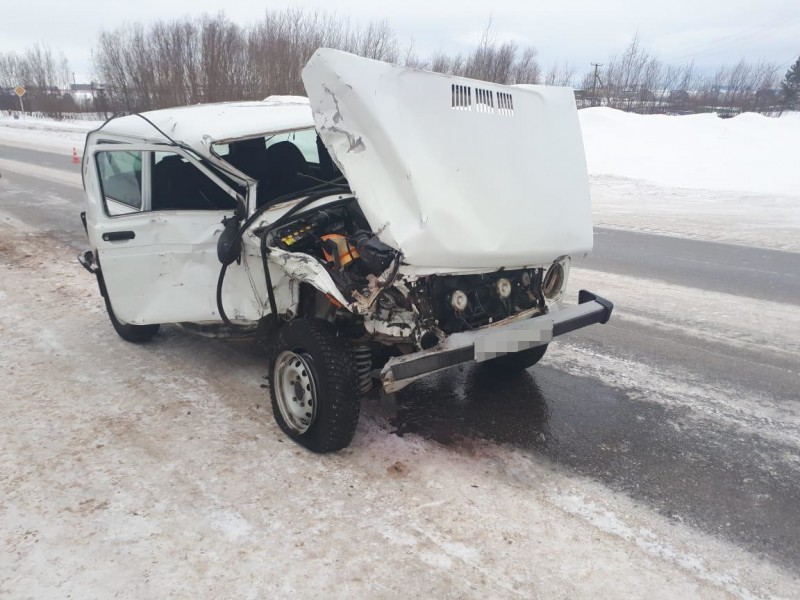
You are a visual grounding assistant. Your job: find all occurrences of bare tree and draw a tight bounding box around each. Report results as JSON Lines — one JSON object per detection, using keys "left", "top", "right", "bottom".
{"left": 544, "top": 61, "right": 577, "bottom": 87}
{"left": 0, "top": 43, "right": 71, "bottom": 116}
{"left": 87, "top": 12, "right": 782, "bottom": 117}
{"left": 92, "top": 9, "right": 402, "bottom": 111}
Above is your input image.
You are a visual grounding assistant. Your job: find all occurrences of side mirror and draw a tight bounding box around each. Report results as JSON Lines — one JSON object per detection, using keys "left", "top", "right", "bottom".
{"left": 217, "top": 209, "right": 243, "bottom": 265}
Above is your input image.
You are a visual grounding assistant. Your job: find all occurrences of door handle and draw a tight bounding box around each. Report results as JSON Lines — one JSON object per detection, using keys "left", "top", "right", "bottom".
{"left": 102, "top": 231, "right": 135, "bottom": 241}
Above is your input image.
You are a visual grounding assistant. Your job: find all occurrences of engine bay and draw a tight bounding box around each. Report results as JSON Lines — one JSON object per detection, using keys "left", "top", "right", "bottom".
{"left": 265, "top": 198, "right": 550, "bottom": 352}
{"left": 270, "top": 201, "right": 398, "bottom": 297}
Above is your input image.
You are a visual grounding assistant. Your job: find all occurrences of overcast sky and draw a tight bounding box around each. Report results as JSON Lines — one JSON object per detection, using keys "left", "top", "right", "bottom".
{"left": 2, "top": 0, "right": 798, "bottom": 81}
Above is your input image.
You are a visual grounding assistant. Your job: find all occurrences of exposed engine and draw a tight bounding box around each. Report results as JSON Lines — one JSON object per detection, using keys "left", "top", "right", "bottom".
{"left": 271, "top": 201, "right": 398, "bottom": 297}
{"left": 269, "top": 200, "right": 552, "bottom": 352}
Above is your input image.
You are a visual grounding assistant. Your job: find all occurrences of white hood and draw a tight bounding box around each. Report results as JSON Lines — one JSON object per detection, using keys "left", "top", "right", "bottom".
{"left": 302, "top": 49, "right": 593, "bottom": 272}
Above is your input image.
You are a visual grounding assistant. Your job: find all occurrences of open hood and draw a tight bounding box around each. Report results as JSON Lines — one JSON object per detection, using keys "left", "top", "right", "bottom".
{"left": 302, "top": 49, "right": 593, "bottom": 272}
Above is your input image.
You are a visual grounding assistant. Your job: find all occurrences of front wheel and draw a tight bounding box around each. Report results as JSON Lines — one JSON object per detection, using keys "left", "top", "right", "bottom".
{"left": 267, "top": 319, "right": 361, "bottom": 453}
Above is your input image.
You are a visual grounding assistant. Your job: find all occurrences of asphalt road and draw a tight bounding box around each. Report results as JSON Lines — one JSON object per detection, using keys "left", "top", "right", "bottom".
{"left": 2, "top": 143, "right": 799, "bottom": 573}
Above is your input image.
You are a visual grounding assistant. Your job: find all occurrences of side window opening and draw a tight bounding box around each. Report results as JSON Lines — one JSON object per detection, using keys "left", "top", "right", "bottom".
{"left": 215, "top": 128, "right": 343, "bottom": 208}
{"left": 96, "top": 151, "right": 143, "bottom": 213}
{"left": 265, "top": 129, "right": 319, "bottom": 164}
{"left": 96, "top": 149, "right": 237, "bottom": 216}
{"left": 151, "top": 152, "right": 237, "bottom": 211}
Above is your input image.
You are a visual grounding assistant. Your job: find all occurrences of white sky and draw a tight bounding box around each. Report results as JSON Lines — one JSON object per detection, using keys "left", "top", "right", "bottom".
{"left": 1, "top": 0, "right": 798, "bottom": 82}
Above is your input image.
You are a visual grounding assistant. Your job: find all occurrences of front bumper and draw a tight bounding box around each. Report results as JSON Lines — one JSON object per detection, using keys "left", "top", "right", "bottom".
{"left": 381, "top": 290, "right": 613, "bottom": 392}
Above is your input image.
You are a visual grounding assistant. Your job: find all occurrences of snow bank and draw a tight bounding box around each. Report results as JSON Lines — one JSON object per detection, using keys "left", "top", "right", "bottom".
{"left": 0, "top": 114, "right": 100, "bottom": 155}
{"left": 579, "top": 108, "right": 800, "bottom": 196}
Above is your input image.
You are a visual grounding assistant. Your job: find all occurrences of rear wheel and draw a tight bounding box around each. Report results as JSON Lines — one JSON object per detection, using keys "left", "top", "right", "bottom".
{"left": 268, "top": 318, "right": 360, "bottom": 453}
{"left": 103, "top": 296, "right": 160, "bottom": 343}
{"left": 480, "top": 344, "right": 548, "bottom": 375}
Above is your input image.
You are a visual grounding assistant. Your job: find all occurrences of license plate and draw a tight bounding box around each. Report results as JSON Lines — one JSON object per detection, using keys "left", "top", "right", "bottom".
{"left": 473, "top": 318, "right": 553, "bottom": 362}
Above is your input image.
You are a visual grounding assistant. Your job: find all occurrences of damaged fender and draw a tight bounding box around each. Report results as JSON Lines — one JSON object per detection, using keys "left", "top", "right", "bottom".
{"left": 267, "top": 247, "right": 352, "bottom": 310}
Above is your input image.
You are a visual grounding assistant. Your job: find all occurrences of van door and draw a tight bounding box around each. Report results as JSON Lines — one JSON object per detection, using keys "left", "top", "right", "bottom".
{"left": 87, "top": 144, "right": 264, "bottom": 325}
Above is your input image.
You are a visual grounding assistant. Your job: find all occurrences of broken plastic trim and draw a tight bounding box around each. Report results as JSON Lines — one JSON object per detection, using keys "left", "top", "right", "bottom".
{"left": 215, "top": 187, "right": 354, "bottom": 328}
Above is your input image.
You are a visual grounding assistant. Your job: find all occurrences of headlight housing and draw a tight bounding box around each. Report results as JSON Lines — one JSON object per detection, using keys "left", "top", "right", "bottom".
{"left": 495, "top": 278, "right": 512, "bottom": 299}
{"left": 542, "top": 261, "right": 565, "bottom": 300}
{"left": 450, "top": 289, "right": 469, "bottom": 312}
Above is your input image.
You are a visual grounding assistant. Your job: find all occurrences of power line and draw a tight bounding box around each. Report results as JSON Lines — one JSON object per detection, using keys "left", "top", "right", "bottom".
{"left": 776, "top": 54, "right": 799, "bottom": 71}
{"left": 662, "top": 12, "right": 794, "bottom": 61}
{"left": 663, "top": 11, "right": 800, "bottom": 63}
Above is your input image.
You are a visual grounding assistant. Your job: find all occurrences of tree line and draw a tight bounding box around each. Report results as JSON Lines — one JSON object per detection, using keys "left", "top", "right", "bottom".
{"left": 1, "top": 10, "right": 797, "bottom": 117}
{"left": 578, "top": 34, "right": 786, "bottom": 115}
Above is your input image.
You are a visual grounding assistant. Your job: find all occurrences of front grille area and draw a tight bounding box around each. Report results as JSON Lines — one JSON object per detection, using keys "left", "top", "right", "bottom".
{"left": 409, "top": 268, "right": 545, "bottom": 334}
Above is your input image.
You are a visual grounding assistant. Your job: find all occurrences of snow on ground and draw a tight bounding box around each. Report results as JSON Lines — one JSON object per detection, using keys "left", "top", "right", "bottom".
{"left": 564, "top": 268, "right": 800, "bottom": 448}
{"left": 0, "top": 157, "right": 81, "bottom": 188}
{"left": 579, "top": 108, "right": 800, "bottom": 197}
{"left": 578, "top": 108, "right": 800, "bottom": 252}
{"left": 0, "top": 114, "right": 100, "bottom": 155}
{"left": 589, "top": 174, "right": 800, "bottom": 252}
{"left": 2, "top": 224, "right": 799, "bottom": 598}
{"left": 1, "top": 110, "right": 799, "bottom": 595}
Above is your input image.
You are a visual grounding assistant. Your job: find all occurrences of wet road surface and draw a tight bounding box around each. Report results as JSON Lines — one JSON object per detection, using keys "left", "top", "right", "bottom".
{"left": 1, "top": 142, "right": 799, "bottom": 572}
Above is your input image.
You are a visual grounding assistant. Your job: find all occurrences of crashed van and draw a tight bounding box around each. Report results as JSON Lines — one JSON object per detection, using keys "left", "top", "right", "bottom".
{"left": 78, "top": 49, "right": 613, "bottom": 452}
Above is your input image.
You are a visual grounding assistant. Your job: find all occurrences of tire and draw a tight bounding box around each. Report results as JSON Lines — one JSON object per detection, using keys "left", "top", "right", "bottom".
{"left": 267, "top": 318, "right": 360, "bottom": 453}
{"left": 480, "top": 344, "right": 548, "bottom": 375}
{"left": 104, "top": 296, "right": 160, "bottom": 343}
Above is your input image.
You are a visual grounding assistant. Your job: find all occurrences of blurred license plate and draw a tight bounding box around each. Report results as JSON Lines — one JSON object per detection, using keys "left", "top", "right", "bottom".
{"left": 473, "top": 318, "right": 553, "bottom": 362}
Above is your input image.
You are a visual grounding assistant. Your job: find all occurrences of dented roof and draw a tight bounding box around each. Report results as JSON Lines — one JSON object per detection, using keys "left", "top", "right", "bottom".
{"left": 96, "top": 97, "right": 314, "bottom": 153}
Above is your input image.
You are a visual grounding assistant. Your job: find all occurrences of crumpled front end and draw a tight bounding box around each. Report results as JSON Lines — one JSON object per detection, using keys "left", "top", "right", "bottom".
{"left": 259, "top": 195, "right": 573, "bottom": 355}
{"left": 261, "top": 201, "right": 610, "bottom": 391}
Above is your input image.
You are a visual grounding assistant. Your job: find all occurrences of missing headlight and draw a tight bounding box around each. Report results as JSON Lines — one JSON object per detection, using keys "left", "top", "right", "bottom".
{"left": 542, "top": 261, "right": 565, "bottom": 300}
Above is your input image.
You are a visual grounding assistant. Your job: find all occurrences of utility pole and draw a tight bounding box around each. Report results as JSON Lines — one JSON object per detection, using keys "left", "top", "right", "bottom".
{"left": 591, "top": 63, "right": 603, "bottom": 107}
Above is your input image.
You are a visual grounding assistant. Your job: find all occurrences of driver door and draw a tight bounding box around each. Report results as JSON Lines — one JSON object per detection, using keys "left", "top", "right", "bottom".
{"left": 87, "top": 144, "right": 263, "bottom": 325}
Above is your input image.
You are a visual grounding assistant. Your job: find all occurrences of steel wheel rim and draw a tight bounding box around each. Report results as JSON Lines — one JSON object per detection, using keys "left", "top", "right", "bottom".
{"left": 273, "top": 350, "right": 318, "bottom": 434}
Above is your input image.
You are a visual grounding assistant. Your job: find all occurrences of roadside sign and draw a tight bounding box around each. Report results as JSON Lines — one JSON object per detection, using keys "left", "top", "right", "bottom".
{"left": 14, "top": 85, "right": 26, "bottom": 115}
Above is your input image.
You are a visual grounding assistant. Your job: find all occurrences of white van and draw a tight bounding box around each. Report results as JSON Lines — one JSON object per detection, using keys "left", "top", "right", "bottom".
{"left": 78, "top": 49, "right": 613, "bottom": 452}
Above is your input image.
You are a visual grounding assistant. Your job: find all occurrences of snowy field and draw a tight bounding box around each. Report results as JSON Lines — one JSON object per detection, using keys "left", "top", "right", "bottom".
{"left": 2, "top": 108, "right": 798, "bottom": 250}
{"left": 578, "top": 109, "right": 800, "bottom": 251}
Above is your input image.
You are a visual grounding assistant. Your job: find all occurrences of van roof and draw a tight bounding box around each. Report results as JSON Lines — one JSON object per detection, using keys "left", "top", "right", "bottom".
{"left": 94, "top": 97, "right": 314, "bottom": 154}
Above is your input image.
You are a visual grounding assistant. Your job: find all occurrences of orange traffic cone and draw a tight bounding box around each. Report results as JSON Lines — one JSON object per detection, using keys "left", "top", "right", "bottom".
{"left": 72, "top": 147, "right": 80, "bottom": 164}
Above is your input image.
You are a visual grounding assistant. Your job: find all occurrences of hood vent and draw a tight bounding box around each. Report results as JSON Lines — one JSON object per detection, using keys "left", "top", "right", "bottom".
{"left": 451, "top": 84, "right": 514, "bottom": 116}
{"left": 498, "top": 92, "right": 514, "bottom": 115}
{"left": 452, "top": 84, "right": 472, "bottom": 110}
